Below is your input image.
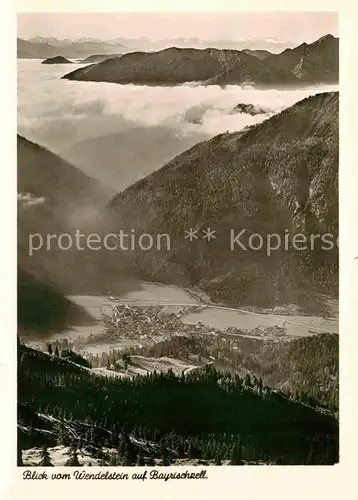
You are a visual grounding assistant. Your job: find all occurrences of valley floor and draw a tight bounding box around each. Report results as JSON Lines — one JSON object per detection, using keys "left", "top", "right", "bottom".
{"left": 24, "top": 281, "right": 338, "bottom": 354}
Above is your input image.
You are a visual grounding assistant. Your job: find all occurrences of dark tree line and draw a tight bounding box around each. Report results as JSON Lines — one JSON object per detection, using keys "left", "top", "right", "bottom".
{"left": 127, "top": 333, "right": 338, "bottom": 412}
{"left": 18, "top": 344, "right": 338, "bottom": 465}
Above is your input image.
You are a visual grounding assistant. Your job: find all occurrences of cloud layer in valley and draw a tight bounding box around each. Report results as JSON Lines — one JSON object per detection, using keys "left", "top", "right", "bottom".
{"left": 18, "top": 61, "right": 338, "bottom": 191}
{"left": 18, "top": 62, "right": 338, "bottom": 146}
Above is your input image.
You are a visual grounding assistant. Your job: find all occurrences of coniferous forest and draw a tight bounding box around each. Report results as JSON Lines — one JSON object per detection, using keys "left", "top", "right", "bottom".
{"left": 18, "top": 334, "right": 338, "bottom": 466}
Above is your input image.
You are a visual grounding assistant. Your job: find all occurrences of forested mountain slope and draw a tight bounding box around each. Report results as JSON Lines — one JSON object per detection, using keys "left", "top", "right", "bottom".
{"left": 108, "top": 92, "right": 338, "bottom": 310}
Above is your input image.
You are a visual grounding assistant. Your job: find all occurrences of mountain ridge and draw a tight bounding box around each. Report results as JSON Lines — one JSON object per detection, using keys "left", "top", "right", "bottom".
{"left": 62, "top": 35, "right": 338, "bottom": 86}
{"left": 17, "top": 135, "right": 127, "bottom": 297}
{"left": 17, "top": 37, "right": 126, "bottom": 59}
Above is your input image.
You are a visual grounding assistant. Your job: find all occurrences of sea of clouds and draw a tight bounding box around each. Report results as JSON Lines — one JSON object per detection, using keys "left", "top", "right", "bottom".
{"left": 18, "top": 60, "right": 338, "bottom": 153}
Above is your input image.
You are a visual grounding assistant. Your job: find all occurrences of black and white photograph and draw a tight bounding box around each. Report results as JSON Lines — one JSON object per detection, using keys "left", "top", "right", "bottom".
{"left": 16, "top": 9, "right": 340, "bottom": 470}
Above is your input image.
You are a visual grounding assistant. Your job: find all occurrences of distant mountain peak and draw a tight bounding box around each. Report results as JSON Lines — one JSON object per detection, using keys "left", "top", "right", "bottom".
{"left": 42, "top": 55, "right": 72, "bottom": 64}
{"left": 311, "top": 33, "right": 337, "bottom": 45}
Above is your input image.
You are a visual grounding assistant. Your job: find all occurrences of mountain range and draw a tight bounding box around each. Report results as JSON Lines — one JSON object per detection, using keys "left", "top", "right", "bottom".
{"left": 62, "top": 34, "right": 338, "bottom": 86}
{"left": 17, "top": 37, "right": 126, "bottom": 59}
{"left": 25, "top": 35, "right": 296, "bottom": 53}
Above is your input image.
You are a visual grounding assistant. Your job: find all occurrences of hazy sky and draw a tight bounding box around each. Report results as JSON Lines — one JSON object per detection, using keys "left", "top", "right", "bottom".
{"left": 17, "top": 12, "right": 338, "bottom": 43}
